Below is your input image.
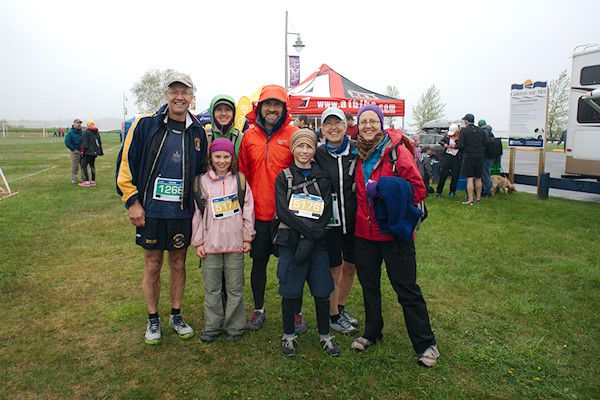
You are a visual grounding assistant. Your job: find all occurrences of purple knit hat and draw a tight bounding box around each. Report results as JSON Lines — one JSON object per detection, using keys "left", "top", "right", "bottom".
{"left": 357, "top": 104, "right": 385, "bottom": 133}
{"left": 210, "top": 138, "right": 235, "bottom": 155}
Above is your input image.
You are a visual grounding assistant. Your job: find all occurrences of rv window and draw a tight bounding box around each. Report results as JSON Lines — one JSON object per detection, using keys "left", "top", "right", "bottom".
{"left": 577, "top": 97, "right": 600, "bottom": 123}
{"left": 580, "top": 65, "right": 600, "bottom": 86}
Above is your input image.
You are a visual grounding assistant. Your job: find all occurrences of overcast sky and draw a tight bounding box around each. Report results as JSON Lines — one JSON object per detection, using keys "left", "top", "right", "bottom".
{"left": 1, "top": 0, "right": 598, "bottom": 131}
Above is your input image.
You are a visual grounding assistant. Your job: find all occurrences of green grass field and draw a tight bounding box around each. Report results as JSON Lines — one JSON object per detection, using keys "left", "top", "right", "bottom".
{"left": 1, "top": 135, "right": 599, "bottom": 399}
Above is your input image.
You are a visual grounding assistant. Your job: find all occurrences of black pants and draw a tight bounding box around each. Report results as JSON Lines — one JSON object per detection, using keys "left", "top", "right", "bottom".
{"left": 81, "top": 155, "right": 96, "bottom": 182}
{"left": 282, "top": 296, "right": 329, "bottom": 335}
{"left": 436, "top": 154, "right": 461, "bottom": 194}
{"left": 250, "top": 220, "right": 274, "bottom": 309}
{"left": 354, "top": 237, "right": 435, "bottom": 354}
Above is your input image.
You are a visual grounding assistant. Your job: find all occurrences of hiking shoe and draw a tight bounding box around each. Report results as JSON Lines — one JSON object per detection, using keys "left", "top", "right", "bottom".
{"left": 79, "top": 181, "right": 90, "bottom": 187}
{"left": 339, "top": 308, "right": 359, "bottom": 327}
{"left": 281, "top": 335, "right": 298, "bottom": 357}
{"left": 200, "top": 332, "right": 220, "bottom": 343}
{"left": 246, "top": 310, "right": 266, "bottom": 331}
{"left": 226, "top": 333, "right": 243, "bottom": 342}
{"left": 418, "top": 344, "right": 440, "bottom": 368}
{"left": 144, "top": 317, "right": 161, "bottom": 345}
{"left": 320, "top": 336, "right": 341, "bottom": 357}
{"left": 294, "top": 313, "right": 307, "bottom": 335}
{"left": 169, "top": 314, "right": 194, "bottom": 339}
{"left": 434, "top": 193, "right": 442, "bottom": 197}
{"left": 351, "top": 336, "right": 373, "bottom": 351}
{"left": 330, "top": 317, "right": 358, "bottom": 334}
{"left": 90, "top": 181, "right": 96, "bottom": 187}
{"left": 461, "top": 201, "right": 473, "bottom": 206}
{"left": 449, "top": 192, "right": 456, "bottom": 198}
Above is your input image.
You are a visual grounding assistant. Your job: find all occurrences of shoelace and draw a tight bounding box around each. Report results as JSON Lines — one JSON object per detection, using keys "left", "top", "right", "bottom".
{"left": 321, "top": 336, "right": 336, "bottom": 350}
{"left": 149, "top": 320, "right": 160, "bottom": 332}
{"left": 282, "top": 337, "right": 296, "bottom": 349}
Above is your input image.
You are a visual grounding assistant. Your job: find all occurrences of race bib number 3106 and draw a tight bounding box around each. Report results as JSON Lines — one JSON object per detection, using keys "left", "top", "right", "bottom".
{"left": 289, "top": 193, "right": 324, "bottom": 219}
{"left": 153, "top": 178, "right": 183, "bottom": 202}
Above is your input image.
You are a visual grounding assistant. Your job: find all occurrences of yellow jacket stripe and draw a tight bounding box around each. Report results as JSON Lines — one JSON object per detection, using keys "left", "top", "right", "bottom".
{"left": 117, "top": 114, "right": 153, "bottom": 204}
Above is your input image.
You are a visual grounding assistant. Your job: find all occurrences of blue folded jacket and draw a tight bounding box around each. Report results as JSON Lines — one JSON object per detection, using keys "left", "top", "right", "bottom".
{"left": 373, "top": 177, "right": 423, "bottom": 240}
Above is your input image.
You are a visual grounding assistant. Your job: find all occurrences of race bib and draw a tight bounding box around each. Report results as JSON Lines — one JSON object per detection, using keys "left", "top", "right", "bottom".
{"left": 328, "top": 193, "right": 341, "bottom": 227}
{"left": 289, "top": 193, "right": 324, "bottom": 219}
{"left": 447, "top": 148, "right": 458, "bottom": 156}
{"left": 211, "top": 193, "right": 241, "bottom": 219}
{"left": 153, "top": 177, "right": 183, "bottom": 202}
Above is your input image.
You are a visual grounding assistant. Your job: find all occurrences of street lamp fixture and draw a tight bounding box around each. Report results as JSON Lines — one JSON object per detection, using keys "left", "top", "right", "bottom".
{"left": 284, "top": 11, "right": 305, "bottom": 89}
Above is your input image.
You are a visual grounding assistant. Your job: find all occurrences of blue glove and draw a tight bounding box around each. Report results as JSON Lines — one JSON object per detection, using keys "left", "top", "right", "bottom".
{"left": 366, "top": 180, "right": 378, "bottom": 199}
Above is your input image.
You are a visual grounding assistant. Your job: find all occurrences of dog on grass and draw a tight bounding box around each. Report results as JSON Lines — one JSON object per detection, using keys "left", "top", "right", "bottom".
{"left": 491, "top": 175, "right": 516, "bottom": 195}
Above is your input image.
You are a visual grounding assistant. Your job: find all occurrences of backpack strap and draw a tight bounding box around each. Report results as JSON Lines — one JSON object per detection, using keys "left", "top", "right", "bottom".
{"left": 283, "top": 168, "right": 294, "bottom": 200}
{"left": 236, "top": 171, "right": 246, "bottom": 209}
{"left": 193, "top": 173, "right": 206, "bottom": 216}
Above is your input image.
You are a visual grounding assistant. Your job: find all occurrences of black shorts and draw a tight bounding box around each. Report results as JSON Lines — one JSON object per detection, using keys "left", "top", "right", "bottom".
{"left": 135, "top": 217, "right": 192, "bottom": 251}
{"left": 461, "top": 157, "right": 484, "bottom": 178}
{"left": 325, "top": 228, "right": 356, "bottom": 268}
{"left": 250, "top": 220, "right": 274, "bottom": 261}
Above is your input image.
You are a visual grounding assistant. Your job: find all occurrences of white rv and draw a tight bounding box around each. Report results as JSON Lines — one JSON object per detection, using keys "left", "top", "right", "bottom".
{"left": 565, "top": 44, "right": 600, "bottom": 178}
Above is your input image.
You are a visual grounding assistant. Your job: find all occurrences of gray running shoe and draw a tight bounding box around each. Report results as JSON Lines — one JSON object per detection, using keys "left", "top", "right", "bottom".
{"left": 320, "top": 336, "right": 341, "bottom": 357}
{"left": 145, "top": 317, "right": 161, "bottom": 345}
{"left": 339, "top": 308, "right": 359, "bottom": 327}
{"left": 200, "top": 332, "right": 220, "bottom": 343}
{"left": 330, "top": 317, "right": 358, "bottom": 334}
{"left": 246, "top": 310, "right": 266, "bottom": 331}
{"left": 281, "top": 335, "right": 298, "bottom": 357}
{"left": 294, "top": 313, "right": 307, "bottom": 334}
{"left": 169, "top": 314, "right": 194, "bottom": 339}
{"left": 418, "top": 345, "right": 440, "bottom": 367}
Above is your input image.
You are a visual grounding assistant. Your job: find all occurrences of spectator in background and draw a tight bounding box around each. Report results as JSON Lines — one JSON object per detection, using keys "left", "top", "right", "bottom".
{"left": 79, "top": 120, "right": 103, "bottom": 187}
{"left": 435, "top": 124, "right": 462, "bottom": 197}
{"left": 458, "top": 114, "right": 486, "bottom": 205}
{"left": 295, "top": 115, "right": 309, "bottom": 129}
{"left": 64, "top": 119, "right": 83, "bottom": 184}
{"left": 417, "top": 145, "right": 434, "bottom": 195}
{"left": 345, "top": 113, "right": 358, "bottom": 140}
{"left": 478, "top": 119, "right": 495, "bottom": 197}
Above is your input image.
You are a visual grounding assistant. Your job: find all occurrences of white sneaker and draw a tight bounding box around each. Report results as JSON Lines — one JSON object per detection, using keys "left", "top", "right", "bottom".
{"left": 169, "top": 314, "right": 194, "bottom": 339}
{"left": 145, "top": 318, "right": 161, "bottom": 345}
{"left": 418, "top": 345, "right": 440, "bottom": 367}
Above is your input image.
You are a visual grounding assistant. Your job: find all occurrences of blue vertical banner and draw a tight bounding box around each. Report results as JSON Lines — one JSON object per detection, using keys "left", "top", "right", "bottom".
{"left": 289, "top": 55, "right": 300, "bottom": 87}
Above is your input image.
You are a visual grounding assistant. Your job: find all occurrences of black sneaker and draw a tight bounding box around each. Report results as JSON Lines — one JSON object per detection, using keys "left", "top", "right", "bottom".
{"left": 281, "top": 335, "right": 298, "bottom": 357}
{"left": 320, "top": 336, "right": 341, "bottom": 357}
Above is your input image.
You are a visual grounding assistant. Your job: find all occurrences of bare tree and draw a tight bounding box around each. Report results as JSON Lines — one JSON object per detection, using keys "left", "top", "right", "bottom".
{"left": 547, "top": 69, "right": 569, "bottom": 141}
{"left": 411, "top": 84, "right": 445, "bottom": 130}
{"left": 385, "top": 85, "right": 400, "bottom": 128}
{"left": 131, "top": 68, "right": 178, "bottom": 113}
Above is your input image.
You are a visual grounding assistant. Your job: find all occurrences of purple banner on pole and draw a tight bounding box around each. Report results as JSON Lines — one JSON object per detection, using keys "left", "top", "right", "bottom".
{"left": 289, "top": 55, "right": 300, "bottom": 87}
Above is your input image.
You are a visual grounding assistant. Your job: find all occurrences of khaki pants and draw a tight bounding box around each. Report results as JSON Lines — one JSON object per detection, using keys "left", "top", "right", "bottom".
{"left": 201, "top": 252, "right": 246, "bottom": 336}
{"left": 70, "top": 150, "right": 81, "bottom": 182}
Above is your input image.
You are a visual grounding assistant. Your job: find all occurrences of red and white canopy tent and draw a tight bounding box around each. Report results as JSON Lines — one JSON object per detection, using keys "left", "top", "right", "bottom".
{"left": 287, "top": 64, "right": 405, "bottom": 125}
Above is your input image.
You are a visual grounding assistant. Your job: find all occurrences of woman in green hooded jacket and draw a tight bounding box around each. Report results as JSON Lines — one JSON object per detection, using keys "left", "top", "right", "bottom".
{"left": 205, "top": 94, "right": 244, "bottom": 155}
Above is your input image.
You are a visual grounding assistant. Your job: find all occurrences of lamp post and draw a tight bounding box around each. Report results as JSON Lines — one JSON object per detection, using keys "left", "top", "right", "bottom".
{"left": 284, "top": 10, "right": 305, "bottom": 90}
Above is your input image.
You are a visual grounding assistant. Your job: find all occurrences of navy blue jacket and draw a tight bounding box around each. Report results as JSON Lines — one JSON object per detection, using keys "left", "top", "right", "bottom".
{"left": 116, "top": 104, "right": 208, "bottom": 211}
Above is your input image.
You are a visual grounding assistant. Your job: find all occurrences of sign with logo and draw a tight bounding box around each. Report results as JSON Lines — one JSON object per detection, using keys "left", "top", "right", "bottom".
{"left": 508, "top": 80, "right": 548, "bottom": 148}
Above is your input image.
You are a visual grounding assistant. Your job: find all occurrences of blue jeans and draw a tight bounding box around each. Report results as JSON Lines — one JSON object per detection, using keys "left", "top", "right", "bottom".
{"left": 482, "top": 158, "right": 492, "bottom": 195}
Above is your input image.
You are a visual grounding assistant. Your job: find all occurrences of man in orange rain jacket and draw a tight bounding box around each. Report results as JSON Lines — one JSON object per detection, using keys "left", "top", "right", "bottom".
{"left": 238, "top": 85, "right": 299, "bottom": 332}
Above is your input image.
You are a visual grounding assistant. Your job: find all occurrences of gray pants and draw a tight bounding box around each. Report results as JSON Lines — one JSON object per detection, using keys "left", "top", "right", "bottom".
{"left": 70, "top": 150, "right": 81, "bottom": 183}
{"left": 202, "top": 252, "right": 246, "bottom": 336}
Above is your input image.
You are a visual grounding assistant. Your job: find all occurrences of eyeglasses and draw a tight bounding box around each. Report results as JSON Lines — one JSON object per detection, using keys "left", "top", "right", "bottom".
{"left": 167, "top": 89, "right": 193, "bottom": 97}
{"left": 359, "top": 119, "right": 380, "bottom": 127}
{"left": 322, "top": 120, "right": 344, "bottom": 128}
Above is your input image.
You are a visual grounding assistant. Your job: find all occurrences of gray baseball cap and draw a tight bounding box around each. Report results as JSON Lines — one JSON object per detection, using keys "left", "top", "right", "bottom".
{"left": 321, "top": 107, "right": 346, "bottom": 125}
{"left": 166, "top": 72, "right": 194, "bottom": 90}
